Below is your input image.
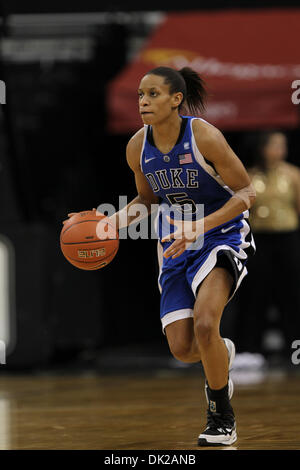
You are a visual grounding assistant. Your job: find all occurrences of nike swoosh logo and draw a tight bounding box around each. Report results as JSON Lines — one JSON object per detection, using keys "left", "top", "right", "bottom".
{"left": 145, "top": 156, "right": 156, "bottom": 163}
{"left": 221, "top": 225, "right": 235, "bottom": 234}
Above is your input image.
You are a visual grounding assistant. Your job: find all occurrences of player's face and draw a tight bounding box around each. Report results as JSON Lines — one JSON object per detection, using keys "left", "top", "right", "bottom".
{"left": 263, "top": 133, "right": 287, "bottom": 164}
{"left": 138, "top": 74, "right": 183, "bottom": 125}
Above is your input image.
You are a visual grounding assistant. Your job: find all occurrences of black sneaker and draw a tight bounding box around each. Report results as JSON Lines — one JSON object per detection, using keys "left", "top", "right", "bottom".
{"left": 198, "top": 408, "right": 237, "bottom": 446}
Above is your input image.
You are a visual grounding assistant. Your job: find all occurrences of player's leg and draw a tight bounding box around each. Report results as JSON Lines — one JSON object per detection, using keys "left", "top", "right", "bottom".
{"left": 193, "top": 265, "right": 234, "bottom": 389}
{"left": 159, "top": 265, "right": 202, "bottom": 363}
{"left": 165, "top": 318, "right": 202, "bottom": 363}
{"left": 160, "top": 254, "right": 235, "bottom": 366}
{"left": 194, "top": 265, "right": 237, "bottom": 446}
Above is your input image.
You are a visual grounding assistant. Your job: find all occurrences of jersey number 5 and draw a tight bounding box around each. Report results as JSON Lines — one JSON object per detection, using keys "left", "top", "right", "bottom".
{"left": 166, "top": 192, "right": 198, "bottom": 214}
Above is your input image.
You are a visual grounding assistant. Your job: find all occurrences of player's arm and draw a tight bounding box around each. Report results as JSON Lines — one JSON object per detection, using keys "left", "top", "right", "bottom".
{"left": 110, "top": 129, "right": 159, "bottom": 231}
{"left": 193, "top": 120, "right": 256, "bottom": 233}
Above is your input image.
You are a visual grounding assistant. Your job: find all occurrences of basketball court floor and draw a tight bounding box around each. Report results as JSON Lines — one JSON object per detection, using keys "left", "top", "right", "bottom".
{"left": 0, "top": 366, "right": 299, "bottom": 450}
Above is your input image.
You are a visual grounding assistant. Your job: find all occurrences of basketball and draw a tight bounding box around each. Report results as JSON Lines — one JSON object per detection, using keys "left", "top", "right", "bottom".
{"left": 60, "top": 209, "right": 119, "bottom": 270}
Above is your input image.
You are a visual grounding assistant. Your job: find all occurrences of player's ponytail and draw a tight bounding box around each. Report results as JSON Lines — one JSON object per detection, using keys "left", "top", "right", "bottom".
{"left": 146, "top": 66, "right": 207, "bottom": 115}
{"left": 178, "top": 67, "right": 207, "bottom": 115}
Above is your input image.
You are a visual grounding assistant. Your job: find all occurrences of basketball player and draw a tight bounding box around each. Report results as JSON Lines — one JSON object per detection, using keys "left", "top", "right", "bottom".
{"left": 108, "top": 66, "right": 257, "bottom": 446}
{"left": 69, "top": 66, "right": 256, "bottom": 446}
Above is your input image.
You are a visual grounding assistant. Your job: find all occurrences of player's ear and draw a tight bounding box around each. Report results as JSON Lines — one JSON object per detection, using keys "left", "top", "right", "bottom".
{"left": 171, "top": 92, "right": 184, "bottom": 109}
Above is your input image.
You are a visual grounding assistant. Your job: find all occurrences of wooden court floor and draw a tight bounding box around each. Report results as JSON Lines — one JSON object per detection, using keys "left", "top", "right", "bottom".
{"left": 0, "top": 369, "right": 299, "bottom": 450}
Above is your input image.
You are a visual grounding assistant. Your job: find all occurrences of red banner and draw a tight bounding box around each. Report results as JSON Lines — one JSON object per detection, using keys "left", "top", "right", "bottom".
{"left": 108, "top": 9, "right": 300, "bottom": 133}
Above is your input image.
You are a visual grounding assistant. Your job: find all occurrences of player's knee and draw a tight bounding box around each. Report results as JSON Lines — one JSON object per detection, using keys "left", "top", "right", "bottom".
{"left": 194, "top": 312, "right": 218, "bottom": 346}
{"left": 169, "top": 340, "right": 194, "bottom": 363}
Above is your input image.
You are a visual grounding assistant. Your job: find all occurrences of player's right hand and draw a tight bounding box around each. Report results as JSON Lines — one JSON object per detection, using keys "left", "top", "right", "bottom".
{"left": 63, "top": 208, "right": 97, "bottom": 224}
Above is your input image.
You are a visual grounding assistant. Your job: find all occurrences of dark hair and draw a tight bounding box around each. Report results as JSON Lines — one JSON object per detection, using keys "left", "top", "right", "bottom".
{"left": 145, "top": 66, "right": 207, "bottom": 115}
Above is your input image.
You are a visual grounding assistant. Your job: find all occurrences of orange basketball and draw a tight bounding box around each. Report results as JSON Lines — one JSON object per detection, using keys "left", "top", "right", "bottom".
{"left": 60, "top": 209, "right": 119, "bottom": 270}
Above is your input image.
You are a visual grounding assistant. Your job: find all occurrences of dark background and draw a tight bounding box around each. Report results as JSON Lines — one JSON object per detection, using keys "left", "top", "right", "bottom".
{"left": 0, "top": 0, "right": 299, "bottom": 370}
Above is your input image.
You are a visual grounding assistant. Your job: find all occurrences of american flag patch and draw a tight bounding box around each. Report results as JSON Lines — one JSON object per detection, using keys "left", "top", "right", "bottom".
{"left": 179, "top": 153, "right": 193, "bottom": 164}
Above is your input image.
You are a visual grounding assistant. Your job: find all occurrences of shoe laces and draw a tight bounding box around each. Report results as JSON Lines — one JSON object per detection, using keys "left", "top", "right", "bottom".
{"left": 206, "top": 409, "right": 235, "bottom": 433}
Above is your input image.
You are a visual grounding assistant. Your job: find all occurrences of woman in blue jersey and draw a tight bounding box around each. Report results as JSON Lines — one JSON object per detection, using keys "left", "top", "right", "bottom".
{"left": 109, "top": 66, "right": 257, "bottom": 447}
{"left": 68, "top": 66, "right": 256, "bottom": 446}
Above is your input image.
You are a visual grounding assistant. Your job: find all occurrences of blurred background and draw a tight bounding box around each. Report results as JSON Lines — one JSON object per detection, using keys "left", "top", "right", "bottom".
{"left": 0, "top": 0, "right": 300, "bottom": 377}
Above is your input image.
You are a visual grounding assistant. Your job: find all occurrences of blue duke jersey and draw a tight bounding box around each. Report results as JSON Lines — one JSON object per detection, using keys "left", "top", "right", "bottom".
{"left": 141, "top": 115, "right": 246, "bottom": 238}
{"left": 140, "top": 115, "right": 256, "bottom": 331}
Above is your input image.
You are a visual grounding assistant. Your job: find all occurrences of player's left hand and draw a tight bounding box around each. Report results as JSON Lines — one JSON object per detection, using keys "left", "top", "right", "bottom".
{"left": 161, "top": 215, "right": 204, "bottom": 259}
